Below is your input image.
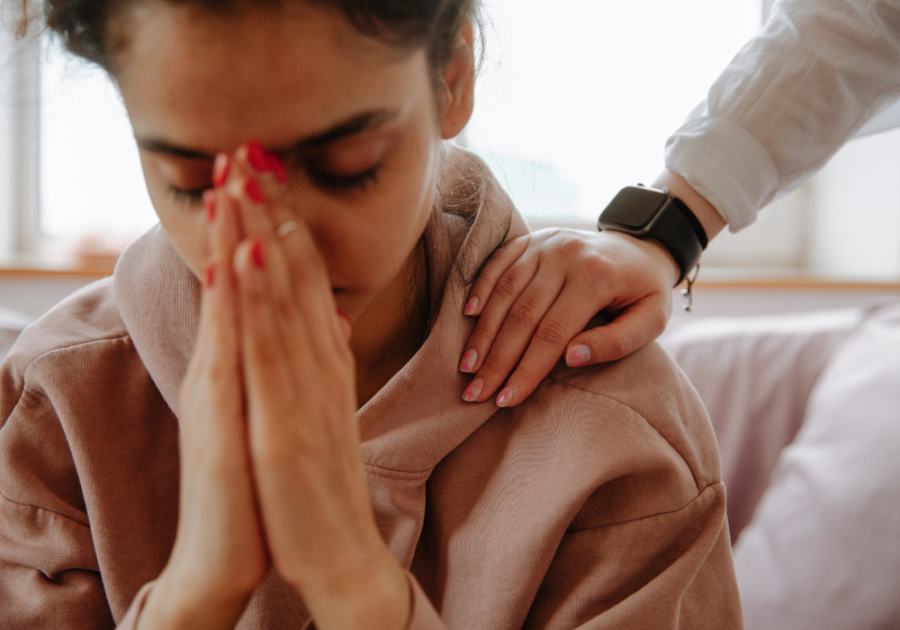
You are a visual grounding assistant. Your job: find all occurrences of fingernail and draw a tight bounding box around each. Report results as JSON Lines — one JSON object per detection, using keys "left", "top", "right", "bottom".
{"left": 204, "top": 262, "right": 215, "bottom": 288}
{"left": 464, "top": 296, "right": 479, "bottom": 316}
{"left": 213, "top": 154, "right": 230, "bottom": 188}
{"left": 496, "top": 386, "right": 515, "bottom": 408}
{"left": 269, "top": 154, "right": 289, "bottom": 184}
{"left": 566, "top": 344, "right": 592, "bottom": 367}
{"left": 245, "top": 178, "right": 264, "bottom": 204}
{"left": 459, "top": 349, "right": 478, "bottom": 373}
{"left": 462, "top": 378, "right": 484, "bottom": 402}
{"left": 203, "top": 190, "right": 216, "bottom": 223}
{"left": 251, "top": 240, "right": 265, "bottom": 269}
{"left": 246, "top": 140, "right": 271, "bottom": 173}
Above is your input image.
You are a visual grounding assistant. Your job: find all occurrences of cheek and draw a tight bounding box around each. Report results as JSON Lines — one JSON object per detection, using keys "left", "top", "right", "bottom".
{"left": 321, "top": 133, "right": 439, "bottom": 283}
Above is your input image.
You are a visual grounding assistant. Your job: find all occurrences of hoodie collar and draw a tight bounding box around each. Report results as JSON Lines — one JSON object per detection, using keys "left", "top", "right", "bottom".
{"left": 113, "top": 149, "right": 527, "bottom": 474}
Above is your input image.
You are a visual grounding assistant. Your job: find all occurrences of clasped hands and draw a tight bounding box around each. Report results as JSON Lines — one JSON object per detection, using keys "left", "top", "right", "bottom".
{"left": 137, "top": 143, "right": 410, "bottom": 630}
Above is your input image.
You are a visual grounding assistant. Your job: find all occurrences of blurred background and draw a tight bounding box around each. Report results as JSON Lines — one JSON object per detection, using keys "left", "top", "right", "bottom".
{"left": 2, "top": 0, "right": 899, "bottom": 319}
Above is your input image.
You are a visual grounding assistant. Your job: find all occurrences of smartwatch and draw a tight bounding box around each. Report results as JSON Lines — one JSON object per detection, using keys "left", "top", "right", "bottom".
{"left": 598, "top": 185, "right": 708, "bottom": 285}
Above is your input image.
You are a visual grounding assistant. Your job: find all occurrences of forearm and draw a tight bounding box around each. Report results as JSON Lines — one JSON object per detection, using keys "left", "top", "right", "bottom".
{"left": 652, "top": 170, "right": 727, "bottom": 243}
{"left": 298, "top": 551, "right": 411, "bottom": 630}
{"left": 135, "top": 572, "right": 252, "bottom": 630}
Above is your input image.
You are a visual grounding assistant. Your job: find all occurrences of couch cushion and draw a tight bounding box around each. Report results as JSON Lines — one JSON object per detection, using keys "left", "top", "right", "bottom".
{"left": 660, "top": 308, "right": 863, "bottom": 540}
{"left": 733, "top": 301, "right": 900, "bottom": 630}
{"left": 0, "top": 307, "right": 33, "bottom": 364}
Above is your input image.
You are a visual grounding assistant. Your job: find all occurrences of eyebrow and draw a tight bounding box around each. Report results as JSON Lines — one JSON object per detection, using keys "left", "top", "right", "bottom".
{"left": 135, "top": 108, "right": 400, "bottom": 160}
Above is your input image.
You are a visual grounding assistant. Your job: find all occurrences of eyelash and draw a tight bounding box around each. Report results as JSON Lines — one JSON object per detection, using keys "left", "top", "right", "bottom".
{"left": 166, "top": 164, "right": 381, "bottom": 207}
{"left": 167, "top": 186, "right": 207, "bottom": 206}
{"left": 307, "top": 163, "right": 381, "bottom": 193}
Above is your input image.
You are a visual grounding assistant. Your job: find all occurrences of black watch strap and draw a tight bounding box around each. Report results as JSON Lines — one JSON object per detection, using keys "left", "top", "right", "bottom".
{"left": 598, "top": 186, "right": 708, "bottom": 285}
{"left": 652, "top": 196, "right": 707, "bottom": 284}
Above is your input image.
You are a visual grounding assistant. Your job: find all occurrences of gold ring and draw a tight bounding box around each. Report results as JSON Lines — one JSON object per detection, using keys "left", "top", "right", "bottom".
{"left": 276, "top": 221, "right": 299, "bottom": 239}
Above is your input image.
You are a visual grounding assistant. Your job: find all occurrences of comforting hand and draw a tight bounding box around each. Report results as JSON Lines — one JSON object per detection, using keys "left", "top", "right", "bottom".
{"left": 459, "top": 228, "right": 678, "bottom": 408}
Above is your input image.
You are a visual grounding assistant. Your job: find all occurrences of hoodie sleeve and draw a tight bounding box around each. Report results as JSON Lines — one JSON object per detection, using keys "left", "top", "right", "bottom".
{"left": 0, "top": 383, "right": 117, "bottom": 629}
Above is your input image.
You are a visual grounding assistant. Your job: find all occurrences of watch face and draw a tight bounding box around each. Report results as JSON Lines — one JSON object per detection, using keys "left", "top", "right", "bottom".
{"left": 600, "top": 186, "right": 669, "bottom": 230}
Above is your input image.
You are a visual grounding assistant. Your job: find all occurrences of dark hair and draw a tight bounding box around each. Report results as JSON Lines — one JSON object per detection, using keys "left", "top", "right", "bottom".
{"left": 13, "top": 0, "right": 482, "bottom": 75}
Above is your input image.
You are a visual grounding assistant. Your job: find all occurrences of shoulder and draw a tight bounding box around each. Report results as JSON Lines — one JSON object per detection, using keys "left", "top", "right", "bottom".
{"left": 1, "top": 278, "right": 133, "bottom": 417}
{"left": 552, "top": 340, "right": 718, "bottom": 480}
{"left": 5, "top": 278, "right": 128, "bottom": 369}
{"left": 502, "top": 341, "right": 722, "bottom": 527}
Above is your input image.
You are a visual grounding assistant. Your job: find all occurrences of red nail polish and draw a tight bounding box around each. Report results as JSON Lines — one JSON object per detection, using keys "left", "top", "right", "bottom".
{"left": 213, "top": 154, "right": 230, "bottom": 188}
{"left": 204, "top": 262, "right": 215, "bottom": 288}
{"left": 251, "top": 240, "right": 265, "bottom": 269}
{"left": 246, "top": 141, "right": 270, "bottom": 173}
{"left": 203, "top": 190, "right": 216, "bottom": 222}
{"left": 269, "top": 154, "right": 289, "bottom": 184}
{"left": 245, "top": 178, "right": 264, "bottom": 203}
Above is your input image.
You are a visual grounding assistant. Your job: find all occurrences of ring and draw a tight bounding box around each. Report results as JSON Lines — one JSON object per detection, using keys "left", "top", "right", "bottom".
{"left": 276, "top": 221, "right": 299, "bottom": 239}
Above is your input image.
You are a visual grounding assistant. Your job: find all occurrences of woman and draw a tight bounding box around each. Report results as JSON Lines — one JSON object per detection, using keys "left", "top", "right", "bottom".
{"left": 0, "top": 1, "right": 742, "bottom": 628}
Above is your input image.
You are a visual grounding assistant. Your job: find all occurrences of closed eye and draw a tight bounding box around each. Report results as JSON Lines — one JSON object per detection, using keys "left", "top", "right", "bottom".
{"left": 168, "top": 184, "right": 208, "bottom": 206}
{"left": 308, "top": 164, "right": 380, "bottom": 193}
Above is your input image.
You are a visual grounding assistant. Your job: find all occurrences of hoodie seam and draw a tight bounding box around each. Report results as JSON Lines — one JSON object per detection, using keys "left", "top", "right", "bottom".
{"left": 0, "top": 487, "right": 91, "bottom": 529}
{"left": 566, "top": 481, "right": 724, "bottom": 533}
{"left": 19, "top": 335, "right": 132, "bottom": 383}
{"left": 544, "top": 374, "right": 705, "bottom": 492}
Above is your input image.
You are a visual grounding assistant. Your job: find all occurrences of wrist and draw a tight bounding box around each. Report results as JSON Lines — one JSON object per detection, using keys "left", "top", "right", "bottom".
{"left": 652, "top": 170, "right": 726, "bottom": 243}
{"left": 613, "top": 231, "right": 680, "bottom": 289}
{"left": 299, "top": 550, "right": 410, "bottom": 630}
{"left": 137, "top": 565, "right": 253, "bottom": 630}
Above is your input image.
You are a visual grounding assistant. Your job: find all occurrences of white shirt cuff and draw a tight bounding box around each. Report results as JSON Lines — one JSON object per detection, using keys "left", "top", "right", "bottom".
{"left": 665, "top": 115, "right": 780, "bottom": 232}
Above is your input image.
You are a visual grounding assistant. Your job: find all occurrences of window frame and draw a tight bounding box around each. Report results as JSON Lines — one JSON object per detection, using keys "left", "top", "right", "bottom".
{"left": 0, "top": 26, "right": 40, "bottom": 265}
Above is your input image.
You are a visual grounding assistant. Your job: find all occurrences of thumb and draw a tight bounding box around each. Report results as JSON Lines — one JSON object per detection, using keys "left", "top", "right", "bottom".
{"left": 565, "top": 301, "right": 668, "bottom": 365}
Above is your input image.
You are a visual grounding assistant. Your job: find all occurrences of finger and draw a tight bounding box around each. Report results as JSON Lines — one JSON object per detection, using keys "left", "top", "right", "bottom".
{"left": 459, "top": 248, "right": 540, "bottom": 375}
{"left": 462, "top": 272, "right": 571, "bottom": 405}
{"left": 461, "top": 272, "right": 565, "bottom": 403}
{"left": 565, "top": 294, "right": 670, "bottom": 365}
{"left": 477, "top": 287, "right": 608, "bottom": 407}
{"left": 233, "top": 143, "right": 339, "bottom": 340}
{"left": 225, "top": 161, "right": 295, "bottom": 300}
{"left": 463, "top": 233, "right": 531, "bottom": 316}
{"left": 232, "top": 237, "right": 297, "bottom": 422}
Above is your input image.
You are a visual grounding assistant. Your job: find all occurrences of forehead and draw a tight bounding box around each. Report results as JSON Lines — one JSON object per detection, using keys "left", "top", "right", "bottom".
{"left": 113, "top": 1, "right": 429, "bottom": 151}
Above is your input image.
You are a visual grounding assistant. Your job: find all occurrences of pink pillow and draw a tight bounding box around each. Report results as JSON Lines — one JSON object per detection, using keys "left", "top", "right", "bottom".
{"left": 660, "top": 309, "right": 862, "bottom": 540}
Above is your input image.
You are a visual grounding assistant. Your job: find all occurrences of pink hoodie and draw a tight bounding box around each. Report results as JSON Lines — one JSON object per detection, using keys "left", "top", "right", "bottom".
{"left": 0, "top": 153, "right": 743, "bottom": 629}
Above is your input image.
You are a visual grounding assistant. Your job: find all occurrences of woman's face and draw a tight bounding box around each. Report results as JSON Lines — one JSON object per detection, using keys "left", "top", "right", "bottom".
{"left": 112, "top": 1, "right": 473, "bottom": 323}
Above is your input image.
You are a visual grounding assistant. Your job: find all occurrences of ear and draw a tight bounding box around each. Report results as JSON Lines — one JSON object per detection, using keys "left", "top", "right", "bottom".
{"left": 440, "top": 21, "right": 476, "bottom": 140}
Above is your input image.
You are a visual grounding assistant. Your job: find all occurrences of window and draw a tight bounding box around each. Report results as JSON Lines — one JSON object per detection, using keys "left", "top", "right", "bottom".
{"left": 467, "top": 0, "right": 762, "bottom": 224}
{"left": 2, "top": 1, "right": 899, "bottom": 282}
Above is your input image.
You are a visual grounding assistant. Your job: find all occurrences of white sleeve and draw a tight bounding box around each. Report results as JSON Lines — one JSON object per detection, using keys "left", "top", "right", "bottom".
{"left": 665, "top": 0, "right": 900, "bottom": 231}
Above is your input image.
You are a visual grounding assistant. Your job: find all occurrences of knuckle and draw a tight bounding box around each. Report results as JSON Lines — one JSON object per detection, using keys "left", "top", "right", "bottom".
{"left": 480, "top": 353, "right": 510, "bottom": 380}
{"left": 581, "top": 255, "right": 608, "bottom": 279}
{"left": 506, "top": 301, "right": 541, "bottom": 332}
{"left": 509, "top": 362, "right": 541, "bottom": 386}
{"left": 467, "top": 325, "right": 494, "bottom": 349}
{"left": 533, "top": 318, "right": 570, "bottom": 348}
{"left": 475, "top": 264, "right": 501, "bottom": 285}
{"left": 558, "top": 235, "right": 585, "bottom": 258}
{"left": 605, "top": 330, "right": 634, "bottom": 360}
{"left": 493, "top": 274, "right": 521, "bottom": 301}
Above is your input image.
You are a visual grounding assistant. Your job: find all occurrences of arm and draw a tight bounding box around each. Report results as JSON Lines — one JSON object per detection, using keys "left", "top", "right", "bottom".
{"left": 668, "top": 0, "right": 900, "bottom": 230}
{"left": 460, "top": 0, "right": 900, "bottom": 405}
{"left": 0, "top": 387, "right": 117, "bottom": 629}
